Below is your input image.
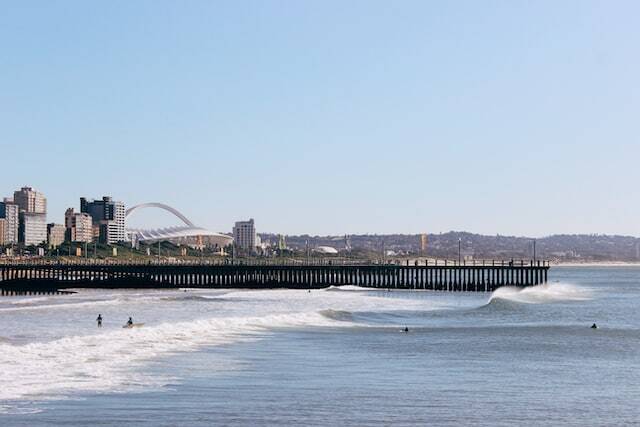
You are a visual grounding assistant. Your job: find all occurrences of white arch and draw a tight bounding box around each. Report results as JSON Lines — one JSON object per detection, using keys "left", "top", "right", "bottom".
{"left": 125, "top": 203, "right": 195, "bottom": 227}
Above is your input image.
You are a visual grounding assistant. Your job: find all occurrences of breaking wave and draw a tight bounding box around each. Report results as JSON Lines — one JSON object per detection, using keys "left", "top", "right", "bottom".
{"left": 489, "top": 283, "right": 591, "bottom": 305}
{"left": 319, "top": 308, "right": 444, "bottom": 324}
{"left": 160, "top": 295, "right": 228, "bottom": 302}
{"left": 319, "top": 309, "right": 354, "bottom": 322}
{"left": 0, "top": 310, "right": 341, "bottom": 404}
{"left": 0, "top": 298, "right": 121, "bottom": 313}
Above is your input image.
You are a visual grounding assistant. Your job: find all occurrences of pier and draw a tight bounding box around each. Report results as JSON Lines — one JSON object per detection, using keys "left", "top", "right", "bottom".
{"left": 0, "top": 260, "right": 549, "bottom": 294}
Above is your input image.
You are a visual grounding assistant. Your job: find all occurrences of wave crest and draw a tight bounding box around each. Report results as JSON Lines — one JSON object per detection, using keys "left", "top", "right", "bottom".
{"left": 160, "top": 295, "right": 226, "bottom": 302}
{"left": 319, "top": 309, "right": 354, "bottom": 321}
{"left": 489, "top": 283, "right": 591, "bottom": 304}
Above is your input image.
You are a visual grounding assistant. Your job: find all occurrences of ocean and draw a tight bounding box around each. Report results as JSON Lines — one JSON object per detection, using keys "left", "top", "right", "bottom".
{"left": 1, "top": 266, "right": 638, "bottom": 426}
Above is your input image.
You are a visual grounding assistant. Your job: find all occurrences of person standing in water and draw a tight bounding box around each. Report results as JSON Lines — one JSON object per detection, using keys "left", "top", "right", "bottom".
{"left": 127, "top": 317, "right": 133, "bottom": 327}
{"left": 96, "top": 314, "right": 103, "bottom": 327}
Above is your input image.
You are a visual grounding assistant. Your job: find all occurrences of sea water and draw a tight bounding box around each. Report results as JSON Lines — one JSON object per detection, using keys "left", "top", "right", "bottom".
{"left": 1, "top": 266, "right": 638, "bottom": 425}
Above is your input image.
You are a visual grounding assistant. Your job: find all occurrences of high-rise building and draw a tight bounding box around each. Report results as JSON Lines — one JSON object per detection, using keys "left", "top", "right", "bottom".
{"left": 12, "top": 187, "right": 47, "bottom": 246}
{"left": 233, "top": 218, "right": 256, "bottom": 252}
{"left": 0, "top": 201, "right": 19, "bottom": 244}
{"left": 47, "top": 223, "right": 66, "bottom": 248}
{"left": 19, "top": 212, "right": 47, "bottom": 246}
{"left": 0, "top": 219, "right": 5, "bottom": 245}
{"left": 13, "top": 187, "right": 47, "bottom": 214}
{"left": 80, "top": 196, "right": 125, "bottom": 244}
{"left": 65, "top": 208, "right": 94, "bottom": 243}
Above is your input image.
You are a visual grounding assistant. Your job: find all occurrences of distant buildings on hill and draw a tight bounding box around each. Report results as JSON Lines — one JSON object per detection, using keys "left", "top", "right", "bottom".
{"left": 271, "top": 232, "right": 640, "bottom": 262}
{"left": 7, "top": 186, "right": 638, "bottom": 262}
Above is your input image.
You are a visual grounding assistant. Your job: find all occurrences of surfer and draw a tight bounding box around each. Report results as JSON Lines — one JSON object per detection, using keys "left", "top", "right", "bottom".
{"left": 96, "top": 314, "right": 102, "bottom": 328}
{"left": 404, "top": 326, "right": 409, "bottom": 333}
{"left": 127, "top": 317, "right": 133, "bottom": 327}
{"left": 591, "top": 323, "right": 598, "bottom": 329}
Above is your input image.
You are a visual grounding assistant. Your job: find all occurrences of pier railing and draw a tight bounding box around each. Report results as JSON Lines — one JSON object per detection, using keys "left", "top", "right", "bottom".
{"left": 0, "top": 258, "right": 551, "bottom": 267}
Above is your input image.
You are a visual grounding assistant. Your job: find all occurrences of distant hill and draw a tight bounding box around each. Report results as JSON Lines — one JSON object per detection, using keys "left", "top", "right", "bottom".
{"left": 259, "top": 232, "right": 640, "bottom": 262}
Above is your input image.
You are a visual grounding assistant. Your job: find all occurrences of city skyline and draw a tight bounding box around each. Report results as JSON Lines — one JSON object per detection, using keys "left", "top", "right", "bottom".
{"left": 2, "top": 2, "right": 639, "bottom": 237}
{"left": 3, "top": 183, "right": 640, "bottom": 239}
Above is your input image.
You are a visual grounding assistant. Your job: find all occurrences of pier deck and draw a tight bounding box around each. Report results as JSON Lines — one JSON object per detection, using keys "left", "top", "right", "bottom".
{"left": 0, "top": 260, "right": 549, "bottom": 295}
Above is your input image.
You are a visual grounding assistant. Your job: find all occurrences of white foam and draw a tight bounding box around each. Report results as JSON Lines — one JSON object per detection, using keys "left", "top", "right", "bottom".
{"left": 0, "top": 291, "right": 180, "bottom": 313}
{"left": 0, "top": 310, "right": 340, "bottom": 402}
{"left": 8, "top": 296, "right": 52, "bottom": 305}
{"left": 489, "top": 282, "right": 592, "bottom": 304}
{"left": 325, "top": 285, "right": 368, "bottom": 291}
{"left": 0, "top": 298, "right": 121, "bottom": 313}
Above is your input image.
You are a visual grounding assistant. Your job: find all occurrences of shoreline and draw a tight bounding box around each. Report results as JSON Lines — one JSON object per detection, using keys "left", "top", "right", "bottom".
{"left": 553, "top": 262, "right": 640, "bottom": 267}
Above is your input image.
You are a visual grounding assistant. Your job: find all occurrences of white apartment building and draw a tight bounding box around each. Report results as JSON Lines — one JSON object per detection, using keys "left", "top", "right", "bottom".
{"left": 0, "top": 201, "right": 19, "bottom": 244}
{"left": 20, "top": 212, "right": 47, "bottom": 246}
{"left": 65, "top": 208, "right": 94, "bottom": 243}
{"left": 12, "top": 187, "right": 47, "bottom": 246}
{"left": 233, "top": 218, "right": 256, "bottom": 251}
{"left": 47, "top": 223, "right": 66, "bottom": 248}
{"left": 13, "top": 187, "right": 47, "bottom": 214}
{"left": 107, "top": 201, "right": 126, "bottom": 243}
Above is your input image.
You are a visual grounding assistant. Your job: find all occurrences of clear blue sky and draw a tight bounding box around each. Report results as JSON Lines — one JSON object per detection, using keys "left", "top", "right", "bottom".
{"left": 1, "top": 1, "right": 638, "bottom": 237}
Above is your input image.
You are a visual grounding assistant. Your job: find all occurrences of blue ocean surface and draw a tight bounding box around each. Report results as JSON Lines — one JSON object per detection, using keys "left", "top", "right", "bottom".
{"left": 1, "top": 266, "right": 638, "bottom": 426}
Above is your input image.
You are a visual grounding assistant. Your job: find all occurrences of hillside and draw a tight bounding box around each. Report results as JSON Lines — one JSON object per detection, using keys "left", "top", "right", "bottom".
{"left": 259, "top": 232, "right": 640, "bottom": 263}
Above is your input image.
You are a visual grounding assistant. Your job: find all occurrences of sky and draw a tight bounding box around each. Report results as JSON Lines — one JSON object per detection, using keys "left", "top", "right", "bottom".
{"left": 1, "top": 1, "right": 639, "bottom": 237}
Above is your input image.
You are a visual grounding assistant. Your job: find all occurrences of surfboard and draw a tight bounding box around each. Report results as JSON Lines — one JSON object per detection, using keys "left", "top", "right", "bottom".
{"left": 122, "top": 323, "right": 145, "bottom": 329}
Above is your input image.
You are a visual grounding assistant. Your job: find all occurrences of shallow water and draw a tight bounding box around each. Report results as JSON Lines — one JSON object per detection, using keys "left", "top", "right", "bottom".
{"left": 1, "top": 266, "right": 638, "bottom": 425}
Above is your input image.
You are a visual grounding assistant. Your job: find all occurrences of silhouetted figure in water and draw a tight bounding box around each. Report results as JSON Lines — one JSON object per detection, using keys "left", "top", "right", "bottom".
{"left": 127, "top": 317, "right": 133, "bottom": 327}
{"left": 591, "top": 323, "right": 598, "bottom": 329}
{"left": 96, "top": 314, "right": 102, "bottom": 327}
{"left": 404, "top": 326, "right": 409, "bottom": 333}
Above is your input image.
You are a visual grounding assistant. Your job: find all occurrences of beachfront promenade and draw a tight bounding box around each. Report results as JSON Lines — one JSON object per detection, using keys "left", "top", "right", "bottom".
{"left": 0, "top": 259, "right": 550, "bottom": 295}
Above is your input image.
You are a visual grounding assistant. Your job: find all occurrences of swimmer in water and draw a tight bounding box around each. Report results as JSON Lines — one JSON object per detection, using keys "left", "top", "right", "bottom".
{"left": 591, "top": 323, "right": 598, "bottom": 329}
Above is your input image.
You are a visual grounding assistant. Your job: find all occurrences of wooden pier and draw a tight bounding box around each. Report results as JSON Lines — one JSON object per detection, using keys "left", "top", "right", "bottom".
{"left": 0, "top": 260, "right": 549, "bottom": 294}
